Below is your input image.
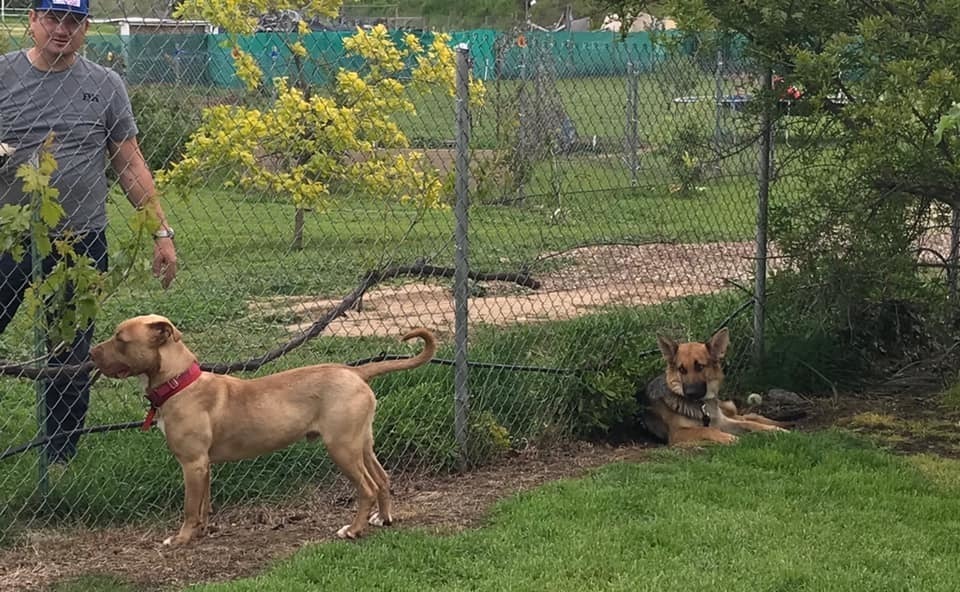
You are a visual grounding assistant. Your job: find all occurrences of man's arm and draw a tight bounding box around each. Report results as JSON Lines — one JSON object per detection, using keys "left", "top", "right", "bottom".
{"left": 109, "top": 136, "right": 177, "bottom": 289}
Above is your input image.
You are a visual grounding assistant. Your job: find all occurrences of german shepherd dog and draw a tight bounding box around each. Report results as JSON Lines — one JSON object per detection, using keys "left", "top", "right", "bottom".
{"left": 639, "top": 328, "right": 788, "bottom": 446}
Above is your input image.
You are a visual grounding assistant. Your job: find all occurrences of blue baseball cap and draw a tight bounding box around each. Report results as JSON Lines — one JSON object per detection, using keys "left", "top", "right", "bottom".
{"left": 33, "top": 0, "right": 90, "bottom": 17}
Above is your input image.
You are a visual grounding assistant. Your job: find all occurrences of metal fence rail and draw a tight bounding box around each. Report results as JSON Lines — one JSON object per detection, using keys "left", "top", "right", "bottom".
{"left": 0, "top": 18, "right": 772, "bottom": 543}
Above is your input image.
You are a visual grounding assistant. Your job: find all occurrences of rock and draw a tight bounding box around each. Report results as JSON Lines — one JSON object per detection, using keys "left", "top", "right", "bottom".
{"left": 765, "top": 388, "right": 807, "bottom": 407}
{"left": 758, "top": 388, "right": 812, "bottom": 422}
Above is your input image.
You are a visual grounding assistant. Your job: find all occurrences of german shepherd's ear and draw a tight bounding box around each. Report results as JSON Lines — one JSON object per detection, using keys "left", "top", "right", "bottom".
{"left": 148, "top": 320, "right": 182, "bottom": 345}
{"left": 706, "top": 327, "right": 730, "bottom": 361}
{"left": 657, "top": 335, "right": 678, "bottom": 361}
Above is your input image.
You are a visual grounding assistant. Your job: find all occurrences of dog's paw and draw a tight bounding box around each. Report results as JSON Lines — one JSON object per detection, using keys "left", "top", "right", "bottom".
{"left": 368, "top": 511, "right": 392, "bottom": 527}
{"left": 717, "top": 432, "right": 738, "bottom": 445}
{"left": 162, "top": 530, "right": 198, "bottom": 547}
{"left": 336, "top": 524, "right": 360, "bottom": 539}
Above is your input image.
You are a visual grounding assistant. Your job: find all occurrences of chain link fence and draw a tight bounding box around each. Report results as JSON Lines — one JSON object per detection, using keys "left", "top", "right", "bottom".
{"left": 0, "top": 11, "right": 777, "bottom": 543}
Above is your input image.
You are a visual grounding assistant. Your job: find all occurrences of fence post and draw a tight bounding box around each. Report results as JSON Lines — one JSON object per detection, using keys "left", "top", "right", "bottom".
{"left": 517, "top": 37, "right": 528, "bottom": 204}
{"left": 293, "top": 208, "right": 305, "bottom": 251}
{"left": 714, "top": 46, "right": 725, "bottom": 145}
{"left": 29, "top": 149, "right": 49, "bottom": 500}
{"left": 949, "top": 205, "right": 960, "bottom": 303}
{"left": 625, "top": 60, "right": 639, "bottom": 186}
{"left": 453, "top": 44, "right": 472, "bottom": 471}
{"left": 754, "top": 68, "right": 774, "bottom": 369}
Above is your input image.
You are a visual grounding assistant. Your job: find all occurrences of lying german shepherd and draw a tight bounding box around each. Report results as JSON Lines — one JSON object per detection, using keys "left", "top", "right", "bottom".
{"left": 639, "top": 328, "right": 788, "bottom": 446}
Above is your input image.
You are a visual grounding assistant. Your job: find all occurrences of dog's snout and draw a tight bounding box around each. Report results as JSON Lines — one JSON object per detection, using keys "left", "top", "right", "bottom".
{"left": 682, "top": 381, "right": 707, "bottom": 400}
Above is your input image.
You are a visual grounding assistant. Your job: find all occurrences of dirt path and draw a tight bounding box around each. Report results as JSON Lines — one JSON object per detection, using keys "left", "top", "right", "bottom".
{"left": 0, "top": 443, "right": 652, "bottom": 592}
{"left": 252, "top": 231, "right": 954, "bottom": 338}
{"left": 252, "top": 242, "right": 777, "bottom": 337}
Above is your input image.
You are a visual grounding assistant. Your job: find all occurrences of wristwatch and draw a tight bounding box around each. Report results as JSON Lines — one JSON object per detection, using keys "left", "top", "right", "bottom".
{"left": 154, "top": 227, "right": 175, "bottom": 240}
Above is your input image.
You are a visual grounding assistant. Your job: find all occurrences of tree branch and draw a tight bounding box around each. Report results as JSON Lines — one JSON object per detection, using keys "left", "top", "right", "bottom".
{"left": 0, "top": 261, "right": 541, "bottom": 379}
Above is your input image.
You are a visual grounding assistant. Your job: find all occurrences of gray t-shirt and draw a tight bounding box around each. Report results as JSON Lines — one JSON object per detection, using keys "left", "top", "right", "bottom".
{"left": 0, "top": 50, "right": 138, "bottom": 233}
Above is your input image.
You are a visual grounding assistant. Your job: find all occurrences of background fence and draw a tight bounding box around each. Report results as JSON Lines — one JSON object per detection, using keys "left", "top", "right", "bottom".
{"left": 1, "top": 15, "right": 794, "bottom": 544}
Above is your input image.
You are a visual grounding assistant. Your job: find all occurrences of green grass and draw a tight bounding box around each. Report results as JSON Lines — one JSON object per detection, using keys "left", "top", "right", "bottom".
{"left": 400, "top": 69, "right": 749, "bottom": 150}
{"left": 55, "top": 432, "right": 944, "bottom": 591}
{"left": 48, "top": 575, "right": 137, "bottom": 592}
{"left": 186, "top": 433, "right": 960, "bottom": 591}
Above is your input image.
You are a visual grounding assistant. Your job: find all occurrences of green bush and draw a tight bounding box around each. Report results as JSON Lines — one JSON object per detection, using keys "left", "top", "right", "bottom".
{"left": 766, "top": 168, "right": 949, "bottom": 390}
{"left": 375, "top": 381, "right": 460, "bottom": 471}
{"left": 128, "top": 85, "right": 203, "bottom": 172}
{"left": 662, "top": 115, "right": 715, "bottom": 196}
{"left": 462, "top": 292, "right": 755, "bottom": 441}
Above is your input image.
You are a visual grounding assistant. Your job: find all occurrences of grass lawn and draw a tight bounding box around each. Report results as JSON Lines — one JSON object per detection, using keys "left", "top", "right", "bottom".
{"left": 400, "top": 69, "right": 750, "bottom": 151}
{"left": 48, "top": 431, "right": 960, "bottom": 591}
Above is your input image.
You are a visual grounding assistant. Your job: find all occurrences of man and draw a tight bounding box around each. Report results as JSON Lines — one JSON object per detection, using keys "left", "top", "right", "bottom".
{"left": 0, "top": 0, "right": 178, "bottom": 466}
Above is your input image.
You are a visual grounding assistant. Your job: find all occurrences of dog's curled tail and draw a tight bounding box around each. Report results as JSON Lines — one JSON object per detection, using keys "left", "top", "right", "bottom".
{"left": 354, "top": 328, "right": 437, "bottom": 381}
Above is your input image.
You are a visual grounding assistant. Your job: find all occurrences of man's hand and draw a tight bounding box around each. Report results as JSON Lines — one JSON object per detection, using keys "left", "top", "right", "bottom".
{"left": 154, "top": 237, "right": 177, "bottom": 289}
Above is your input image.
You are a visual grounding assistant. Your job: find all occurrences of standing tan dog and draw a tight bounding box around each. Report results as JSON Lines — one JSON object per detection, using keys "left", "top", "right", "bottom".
{"left": 90, "top": 314, "right": 435, "bottom": 547}
{"left": 639, "top": 328, "right": 788, "bottom": 446}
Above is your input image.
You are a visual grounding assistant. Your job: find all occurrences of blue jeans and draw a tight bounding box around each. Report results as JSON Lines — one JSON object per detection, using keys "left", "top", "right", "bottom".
{"left": 0, "top": 231, "right": 108, "bottom": 464}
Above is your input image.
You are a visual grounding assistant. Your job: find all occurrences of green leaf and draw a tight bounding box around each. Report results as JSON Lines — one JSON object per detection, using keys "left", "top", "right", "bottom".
{"left": 39, "top": 196, "right": 65, "bottom": 228}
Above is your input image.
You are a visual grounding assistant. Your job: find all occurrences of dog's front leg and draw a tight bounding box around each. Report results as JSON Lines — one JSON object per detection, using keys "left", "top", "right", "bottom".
{"left": 669, "top": 427, "right": 737, "bottom": 447}
{"left": 164, "top": 457, "right": 211, "bottom": 547}
{"left": 737, "top": 413, "right": 791, "bottom": 429}
{"left": 714, "top": 413, "right": 787, "bottom": 435}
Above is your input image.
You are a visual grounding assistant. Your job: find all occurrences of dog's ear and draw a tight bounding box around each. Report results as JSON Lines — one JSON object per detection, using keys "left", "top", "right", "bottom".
{"left": 706, "top": 327, "right": 730, "bottom": 361}
{"left": 656, "top": 335, "right": 678, "bottom": 361}
{"left": 148, "top": 320, "right": 182, "bottom": 345}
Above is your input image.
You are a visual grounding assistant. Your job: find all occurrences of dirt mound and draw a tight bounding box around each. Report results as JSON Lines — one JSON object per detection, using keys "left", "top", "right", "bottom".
{"left": 252, "top": 241, "right": 776, "bottom": 337}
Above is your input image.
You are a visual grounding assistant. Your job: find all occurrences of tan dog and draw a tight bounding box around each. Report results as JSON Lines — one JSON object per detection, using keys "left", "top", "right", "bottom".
{"left": 639, "top": 328, "right": 788, "bottom": 446}
{"left": 90, "top": 314, "right": 436, "bottom": 547}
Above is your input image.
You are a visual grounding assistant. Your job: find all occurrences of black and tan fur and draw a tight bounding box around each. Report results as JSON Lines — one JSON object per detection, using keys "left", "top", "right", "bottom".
{"left": 639, "top": 328, "right": 788, "bottom": 446}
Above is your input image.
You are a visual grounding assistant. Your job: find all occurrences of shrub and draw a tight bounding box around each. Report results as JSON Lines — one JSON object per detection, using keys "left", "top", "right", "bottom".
{"left": 662, "top": 116, "right": 715, "bottom": 196}
{"left": 128, "top": 85, "right": 203, "bottom": 172}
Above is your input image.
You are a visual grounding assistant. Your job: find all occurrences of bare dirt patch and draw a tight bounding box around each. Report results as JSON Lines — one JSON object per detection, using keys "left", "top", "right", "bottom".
{"left": 252, "top": 242, "right": 780, "bottom": 337}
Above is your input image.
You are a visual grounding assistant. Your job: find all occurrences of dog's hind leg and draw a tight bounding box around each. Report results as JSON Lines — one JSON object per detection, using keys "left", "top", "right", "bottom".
{"left": 329, "top": 444, "right": 379, "bottom": 539}
{"left": 719, "top": 400, "right": 739, "bottom": 417}
{"left": 364, "top": 442, "right": 392, "bottom": 527}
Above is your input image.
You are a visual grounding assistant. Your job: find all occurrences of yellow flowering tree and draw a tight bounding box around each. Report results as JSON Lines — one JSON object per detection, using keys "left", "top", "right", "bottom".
{"left": 161, "top": 0, "right": 485, "bottom": 238}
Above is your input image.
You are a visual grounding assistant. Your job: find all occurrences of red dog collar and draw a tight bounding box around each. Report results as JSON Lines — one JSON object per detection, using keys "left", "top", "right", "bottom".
{"left": 142, "top": 362, "right": 202, "bottom": 432}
